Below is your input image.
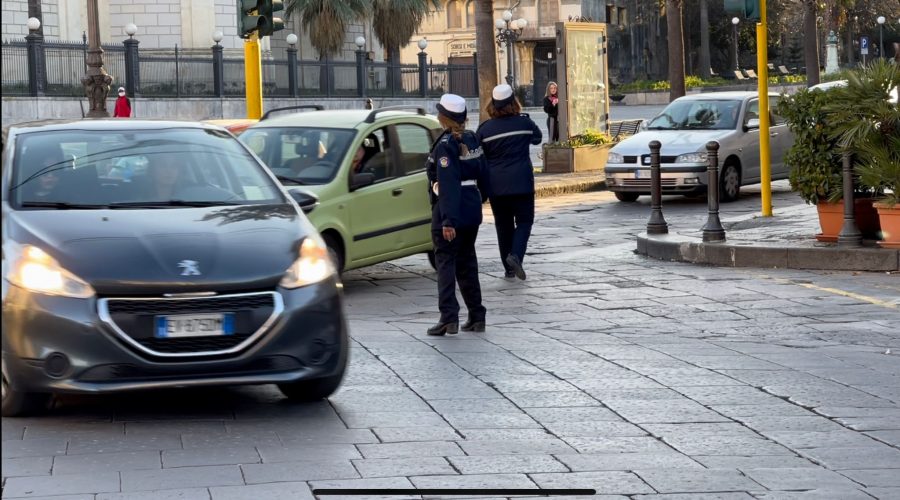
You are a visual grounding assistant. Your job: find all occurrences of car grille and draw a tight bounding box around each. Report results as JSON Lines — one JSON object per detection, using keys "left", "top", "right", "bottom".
{"left": 626, "top": 155, "right": 679, "bottom": 164}
{"left": 620, "top": 178, "right": 679, "bottom": 187}
{"left": 77, "top": 355, "right": 303, "bottom": 382}
{"left": 99, "top": 292, "right": 282, "bottom": 358}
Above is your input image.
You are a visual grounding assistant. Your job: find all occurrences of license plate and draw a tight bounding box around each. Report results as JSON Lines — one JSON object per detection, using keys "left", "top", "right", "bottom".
{"left": 155, "top": 313, "right": 234, "bottom": 338}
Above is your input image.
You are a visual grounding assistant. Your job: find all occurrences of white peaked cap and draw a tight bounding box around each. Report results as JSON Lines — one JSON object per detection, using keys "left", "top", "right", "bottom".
{"left": 438, "top": 94, "right": 466, "bottom": 114}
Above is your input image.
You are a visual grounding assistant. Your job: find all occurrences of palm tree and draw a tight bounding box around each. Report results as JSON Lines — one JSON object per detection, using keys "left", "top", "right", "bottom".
{"left": 802, "top": 0, "right": 820, "bottom": 85}
{"left": 667, "top": 0, "right": 686, "bottom": 100}
{"left": 27, "top": 0, "right": 43, "bottom": 36}
{"left": 474, "top": 0, "right": 498, "bottom": 121}
{"left": 371, "top": 0, "right": 440, "bottom": 92}
{"left": 699, "top": 0, "right": 711, "bottom": 79}
{"left": 284, "top": 0, "right": 370, "bottom": 57}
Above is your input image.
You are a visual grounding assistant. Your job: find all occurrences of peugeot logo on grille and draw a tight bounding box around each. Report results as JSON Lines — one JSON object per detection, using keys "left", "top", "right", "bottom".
{"left": 178, "top": 260, "right": 201, "bottom": 276}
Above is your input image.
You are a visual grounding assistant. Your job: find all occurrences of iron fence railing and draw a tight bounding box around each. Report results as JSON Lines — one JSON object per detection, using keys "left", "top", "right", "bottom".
{"left": 2, "top": 37, "right": 479, "bottom": 99}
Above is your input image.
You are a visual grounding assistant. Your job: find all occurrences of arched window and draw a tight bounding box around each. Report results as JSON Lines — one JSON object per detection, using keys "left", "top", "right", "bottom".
{"left": 447, "top": 0, "right": 462, "bottom": 29}
{"left": 465, "top": 0, "right": 474, "bottom": 27}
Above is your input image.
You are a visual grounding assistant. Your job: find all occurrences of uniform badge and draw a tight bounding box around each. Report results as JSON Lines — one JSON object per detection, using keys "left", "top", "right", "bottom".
{"left": 439, "top": 157, "right": 449, "bottom": 168}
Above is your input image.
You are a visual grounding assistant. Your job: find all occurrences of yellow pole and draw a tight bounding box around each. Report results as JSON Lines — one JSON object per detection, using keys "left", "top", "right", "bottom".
{"left": 244, "top": 32, "right": 263, "bottom": 120}
{"left": 757, "top": 0, "right": 772, "bottom": 216}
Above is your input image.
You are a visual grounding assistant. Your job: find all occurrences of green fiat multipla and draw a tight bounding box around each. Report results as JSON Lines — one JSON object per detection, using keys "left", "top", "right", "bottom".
{"left": 239, "top": 106, "right": 441, "bottom": 273}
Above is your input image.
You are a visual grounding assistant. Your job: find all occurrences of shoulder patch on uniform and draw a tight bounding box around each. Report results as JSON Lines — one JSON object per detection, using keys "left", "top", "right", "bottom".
{"left": 439, "top": 157, "right": 450, "bottom": 168}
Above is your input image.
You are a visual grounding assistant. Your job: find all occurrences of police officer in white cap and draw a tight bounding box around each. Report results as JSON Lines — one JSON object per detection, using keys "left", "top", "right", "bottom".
{"left": 425, "top": 94, "right": 489, "bottom": 336}
{"left": 476, "top": 84, "right": 541, "bottom": 280}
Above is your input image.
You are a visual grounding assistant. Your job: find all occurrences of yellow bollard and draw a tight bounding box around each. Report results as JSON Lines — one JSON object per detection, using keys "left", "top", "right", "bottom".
{"left": 757, "top": 0, "right": 772, "bottom": 217}
{"left": 244, "top": 33, "right": 263, "bottom": 120}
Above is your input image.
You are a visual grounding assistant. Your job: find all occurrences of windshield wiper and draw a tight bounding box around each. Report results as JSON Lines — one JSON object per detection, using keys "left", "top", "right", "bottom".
{"left": 107, "top": 200, "right": 242, "bottom": 208}
{"left": 275, "top": 175, "right": 306, "bottom": 185}
{"left": 20, "top": 201, "right": 110, "bottom": 209}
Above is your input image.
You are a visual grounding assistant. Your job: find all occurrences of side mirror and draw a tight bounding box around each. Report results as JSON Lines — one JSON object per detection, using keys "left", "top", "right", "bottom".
{"left": 350, "top": 172, "right": 376, "bottom": 191}
{"left": 289, "top": 189, "right": 319, "bottom": 214}
{"left": 744, "top": 118, "right": 761, "bottom": 130}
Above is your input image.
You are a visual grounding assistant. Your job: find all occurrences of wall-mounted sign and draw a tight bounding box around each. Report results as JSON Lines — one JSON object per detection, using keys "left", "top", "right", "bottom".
{"left": 448, "top": 39, "right": 476, "bottom": 57}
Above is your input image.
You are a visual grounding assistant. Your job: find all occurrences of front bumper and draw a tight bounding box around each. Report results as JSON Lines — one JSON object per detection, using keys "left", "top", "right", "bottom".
{"left": 2, "top": 279, "right": 347, "bottom": 394}
{"left": 604, "top": 164, "right": 708, "bottom": 194}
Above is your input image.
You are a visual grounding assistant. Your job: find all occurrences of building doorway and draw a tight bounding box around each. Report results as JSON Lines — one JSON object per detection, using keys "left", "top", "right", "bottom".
{"left": 531, "top": 43, "right": 557, "bottom": 107}
{"left": 448, "top": 56, "right": 476, "bottom": 97}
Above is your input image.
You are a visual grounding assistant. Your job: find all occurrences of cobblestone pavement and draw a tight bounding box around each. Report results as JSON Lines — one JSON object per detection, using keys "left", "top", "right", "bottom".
{"left": 3, "top": 184, "right": 899, "bottom": 499}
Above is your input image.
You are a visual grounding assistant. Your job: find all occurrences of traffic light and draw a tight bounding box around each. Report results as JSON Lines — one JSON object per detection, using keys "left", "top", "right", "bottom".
{"left": 238, "top": 0, "right": 264, "bottom": 39}
{"left": 724, "top": 0, "right": 761, "bottom": 21}
{"left": 258, "top": 0, "right": 285, "bottom": 37}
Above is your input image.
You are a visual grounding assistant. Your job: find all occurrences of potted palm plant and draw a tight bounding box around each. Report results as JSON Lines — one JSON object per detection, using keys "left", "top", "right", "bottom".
{"left": 777, "top": 85, "right": 881, "bottom": 241}
{"left": 825, "top": 60, "right": 900, "bottom": 248}
{"left": 542, "top": 129, "right": 614, "bottom": 173}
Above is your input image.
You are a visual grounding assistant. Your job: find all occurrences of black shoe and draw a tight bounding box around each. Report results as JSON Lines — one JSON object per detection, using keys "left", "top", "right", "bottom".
{"left": 461, "top": 319, "right": 486, "bottom": 332}
{"left": 504, "top": 271, "right": 516, "bottom": 279}
{"left": 427, "top": 321, "right": 459, "bottom": 336}
{"left": 505, "top": 254, "right": 526, "bottom": 280}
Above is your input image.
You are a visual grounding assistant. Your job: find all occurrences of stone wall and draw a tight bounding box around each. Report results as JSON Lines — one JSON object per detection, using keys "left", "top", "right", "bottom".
{"left": 1, "top": 96, "right": 481, "bottom": 128}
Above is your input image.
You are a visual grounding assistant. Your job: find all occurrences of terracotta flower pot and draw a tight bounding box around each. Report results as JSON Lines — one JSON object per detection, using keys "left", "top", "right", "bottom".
{"left": 815, "top": 199, "right": 882, "bottom": 242}
{"left": 874, "top": 202, "right": 900, "bottom": 249}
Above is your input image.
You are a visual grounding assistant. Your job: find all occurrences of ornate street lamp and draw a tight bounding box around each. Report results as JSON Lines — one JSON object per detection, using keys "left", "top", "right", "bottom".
{"left": 732, "top": 17, "right": 740, "bottom": 71}
{"left": 82, "top": 0, "right": 113, "bottom": 117}
{"left": 495, "top": 10, "right": 528, "bottom": 87}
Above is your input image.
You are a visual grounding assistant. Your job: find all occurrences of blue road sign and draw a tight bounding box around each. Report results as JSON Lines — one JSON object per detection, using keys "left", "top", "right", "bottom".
{"left": 860, "top": 35, "right": 869, "bottom": 55}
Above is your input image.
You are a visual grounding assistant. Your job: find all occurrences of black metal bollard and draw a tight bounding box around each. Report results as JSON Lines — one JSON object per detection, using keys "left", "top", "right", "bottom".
{"left": 646, "top": 140, "right": 669, "bottom": 234}
{"left": 702, "top": 141, "right": 726, "bottom": 242}
{"left": 124, "top": 37, "right": 140, "bottom": 97}
{"left": 837, "top": 151, "right": 863, "bottom": 246}
{"left": 286, "top": 44, "right": 298, "bottom": 98}
{"left": 212, "top": 42, "right": 224, "bottom": 98}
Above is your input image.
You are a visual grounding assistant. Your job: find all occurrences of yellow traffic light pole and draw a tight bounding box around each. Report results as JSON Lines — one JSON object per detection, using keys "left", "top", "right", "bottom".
{"left": 244, "top": 31, "right": 263, "bottom": 119}
{"left": 756, "top": 0, "right": 772, "bottom": 216}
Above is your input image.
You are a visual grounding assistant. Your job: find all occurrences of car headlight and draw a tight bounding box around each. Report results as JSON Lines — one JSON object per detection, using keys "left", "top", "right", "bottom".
{"left": 4, "top": 243, "right": 94, "bottom": 298}
{"left": 279, "top": 235, "right": 335, "bottom": 288}
{"left": 676, "top": 152, "right": 708, "bottom": 163}
{"left": 607, "top": 152, "right": 624, "bottom": 164}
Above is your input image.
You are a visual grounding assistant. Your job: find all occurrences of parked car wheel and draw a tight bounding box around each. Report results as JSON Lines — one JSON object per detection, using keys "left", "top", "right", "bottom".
{"left": 426, "top": 250, "right": 437, "bottom": 270}
{"left": 615, "top": 192, "right": 641, "bottom": 202}
{"left": 323, "top": 233, "right": 344, "bottom": 274}
{"left": 719, "top": 162, "right": 741, "bottom": 203}
{"left": 2, "top": 373, "right": 49, "bottom": 417}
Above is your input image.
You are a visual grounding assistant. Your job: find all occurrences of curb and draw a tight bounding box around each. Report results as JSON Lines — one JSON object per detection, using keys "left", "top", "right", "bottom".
{"left": 636, "top": 232, "right": 900, "bottom": 272}
{"left": 534, "top": 179, "right": 606, "bottom": 199}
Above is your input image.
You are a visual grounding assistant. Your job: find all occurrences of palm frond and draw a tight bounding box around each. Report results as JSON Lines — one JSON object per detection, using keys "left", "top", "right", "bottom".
{"left": 284, "top": 0, "right": 370, "bottom": 56}
{"left": 372, "top": 0, "right": 439, "bottom": 52}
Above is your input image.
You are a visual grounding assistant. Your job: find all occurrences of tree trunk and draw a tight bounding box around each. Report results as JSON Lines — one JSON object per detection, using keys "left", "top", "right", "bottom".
{"left": 28, "top": 0, "right": 43, "bottom": 36}
{"left": 666, "top": 0, "right": 686, "bottom": 101}
{"left": 474, "top": 0, "right": 498, "bottom": 123}
{"left": 803, "top": 0, "right": 820, "bottom": 86}
{"left": 699, "top": 0, "right": 710, "bottom": 79}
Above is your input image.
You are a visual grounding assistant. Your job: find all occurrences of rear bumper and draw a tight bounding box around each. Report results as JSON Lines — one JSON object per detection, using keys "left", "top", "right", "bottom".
{"left": 2, "top": 280, "right": 347, "bottom": 394}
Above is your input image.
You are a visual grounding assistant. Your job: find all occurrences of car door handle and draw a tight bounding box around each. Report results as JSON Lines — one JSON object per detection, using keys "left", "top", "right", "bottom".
{"left": 392, "top": 188, "right": 403, "bottom": 197}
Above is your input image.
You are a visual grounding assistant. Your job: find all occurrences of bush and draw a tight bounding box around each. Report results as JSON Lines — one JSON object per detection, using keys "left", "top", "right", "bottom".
{"left": 545, "top": 128, "right": 613, "bottom": 149}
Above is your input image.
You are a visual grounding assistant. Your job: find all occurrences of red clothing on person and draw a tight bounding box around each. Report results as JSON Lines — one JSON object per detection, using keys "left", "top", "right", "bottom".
{"left": 114, "top": 95, "right": 132, "bottom": 118}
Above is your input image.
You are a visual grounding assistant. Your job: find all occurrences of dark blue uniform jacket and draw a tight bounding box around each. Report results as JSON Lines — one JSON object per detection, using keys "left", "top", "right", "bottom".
{"left": 476, "top": 114, "right": 542, "bottom": 196}
{"left": 427, "top": 130, "right": 489, "bottom": 229}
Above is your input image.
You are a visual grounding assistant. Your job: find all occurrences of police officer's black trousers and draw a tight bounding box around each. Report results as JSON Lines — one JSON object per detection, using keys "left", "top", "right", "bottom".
{"left": 489, "top": 193, "right": 535, "bottom": 273}
{"left": 432, "top": 225, "right": 486, "bottom": 324}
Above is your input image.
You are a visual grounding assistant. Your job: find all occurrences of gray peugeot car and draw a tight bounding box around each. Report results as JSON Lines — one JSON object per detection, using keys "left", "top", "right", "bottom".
{"left": 1, "top": 119, "right": 348, "bottom": 416}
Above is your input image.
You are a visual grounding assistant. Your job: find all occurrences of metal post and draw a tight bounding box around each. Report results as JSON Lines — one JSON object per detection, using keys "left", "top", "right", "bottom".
{"left": 355, "top": 49, "right": 366, "bottom": 98}
{"left": 287, "top": 45, "right": 298, "bottom": 98}
{"left": 646, "top": 140, "right": 669, "bottom": 234}
{"left": 506, "top": 39, "right": 514, "bottom": 86}
{"left": 212, "top": 43, "right": 224, "bottom": 97}
{"left": 837, "top": 151, "right": 863, "bottom": 246}
{"left": 124, "top": 37, "right": 140, "bottom": 97}
{"left": 702, "top": 141, "right": 726, "bottom": 242}
{"left": 26, "top": 30, "right": 45, "bottom": 96}
{"left": 418, "top": 50, "right": 428, "bottom": 97}
{"left": 81, "top": 0, "right": 112, "bottom": 117}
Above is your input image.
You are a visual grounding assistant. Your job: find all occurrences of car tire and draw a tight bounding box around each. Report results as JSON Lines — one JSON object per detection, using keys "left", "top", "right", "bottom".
{"left": 719, "top": 163, "right": 741, "bottom": 203}
{"left": 614, "top": 192, "right": 641, "bottom": 202}
{"left": 426, "top": 250, "right": 437, "bottom": 270}
{"left": 2, "top": 373, "right": 49, "bottom": 417}
{"left": 277, "top": 337, "right": 348, "bottom": 402}
{"left": 323, "top": 234, "right": 344, "bottom": 275}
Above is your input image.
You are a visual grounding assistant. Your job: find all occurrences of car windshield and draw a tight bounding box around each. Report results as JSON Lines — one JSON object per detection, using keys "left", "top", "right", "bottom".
{"left": 646, "top": 100, "right": 742, "bottom": 130}
{"left": 9, "top": 127, "right": 286, "bottom": 209}
{"left": 239, "top": 127, "right": 356, "bottom": 186}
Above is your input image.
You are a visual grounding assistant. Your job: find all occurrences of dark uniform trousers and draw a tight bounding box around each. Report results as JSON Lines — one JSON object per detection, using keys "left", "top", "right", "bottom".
{"left": 432, "top": 216, "right": 486, "bottom": 324}
{"left": 490, "top": 193, "right": 535, "bottom": 273}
